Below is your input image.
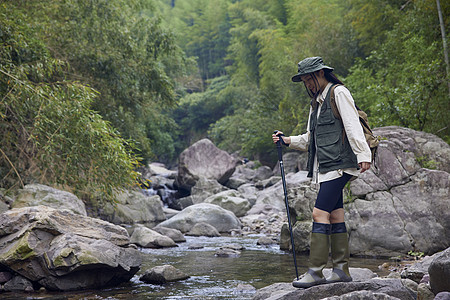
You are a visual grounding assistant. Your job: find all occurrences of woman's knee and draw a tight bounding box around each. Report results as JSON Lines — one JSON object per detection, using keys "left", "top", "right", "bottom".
{"left": 312, "top": 207, "right": 330, "bottom": 223}
{"left": 329, "top": 208, "right": 345, "bottom": 223}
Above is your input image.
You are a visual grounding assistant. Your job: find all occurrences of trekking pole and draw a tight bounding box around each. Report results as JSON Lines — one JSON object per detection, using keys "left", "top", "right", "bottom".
{"left": 274, "top": 130, "right": 299, "bottom": 280}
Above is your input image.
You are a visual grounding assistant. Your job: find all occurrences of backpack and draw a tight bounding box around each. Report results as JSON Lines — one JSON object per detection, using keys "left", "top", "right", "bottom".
{"left": 329, "top": 84, "right": 380, "bottom": 166}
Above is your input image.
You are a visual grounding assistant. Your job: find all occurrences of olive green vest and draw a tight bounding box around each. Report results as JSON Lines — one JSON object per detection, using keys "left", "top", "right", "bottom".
{"left": 306, "top": 84, "right": 358, "bottom": 178}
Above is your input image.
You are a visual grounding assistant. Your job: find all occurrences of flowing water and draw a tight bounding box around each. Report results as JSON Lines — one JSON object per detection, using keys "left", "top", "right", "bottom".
{"left": 2, "top": 234, "right": 391, "bottom": 300}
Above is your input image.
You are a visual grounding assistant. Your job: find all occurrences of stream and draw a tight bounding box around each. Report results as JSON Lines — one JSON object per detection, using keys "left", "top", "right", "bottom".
{"left": 3, "top": 234, "right": 390, "bottom": 300}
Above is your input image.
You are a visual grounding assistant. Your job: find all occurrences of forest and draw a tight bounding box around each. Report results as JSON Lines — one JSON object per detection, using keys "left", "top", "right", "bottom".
{"left": 1, "top": 0, "right": 449, "bottom": 201}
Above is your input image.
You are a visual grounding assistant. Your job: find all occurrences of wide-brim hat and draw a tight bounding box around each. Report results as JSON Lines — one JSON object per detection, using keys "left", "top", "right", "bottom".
{"left": 291, "top": 56, "right": 334, "bottom": 82}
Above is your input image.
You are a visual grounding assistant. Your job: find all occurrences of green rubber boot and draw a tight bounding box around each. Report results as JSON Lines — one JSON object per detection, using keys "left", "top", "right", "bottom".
{"left": 327, "top": 222, "right": 353, "bottom": 283}
{"left": 292, "top": 222, "right": 331, "bottom": 288}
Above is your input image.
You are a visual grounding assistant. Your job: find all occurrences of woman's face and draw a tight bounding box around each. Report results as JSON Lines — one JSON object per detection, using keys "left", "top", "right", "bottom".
{"left": 300, "top": 70, "right": 326, "bottom": 94}
{"left": 300, "top": 74, "right": 319, "bottom": 93}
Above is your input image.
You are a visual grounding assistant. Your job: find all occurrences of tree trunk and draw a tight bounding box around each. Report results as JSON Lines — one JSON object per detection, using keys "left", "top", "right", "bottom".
{"left": 436, "top": 0, "right": 450, "bottom": 96}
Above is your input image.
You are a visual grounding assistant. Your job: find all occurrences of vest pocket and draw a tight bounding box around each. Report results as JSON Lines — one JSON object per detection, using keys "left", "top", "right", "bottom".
{"left": 316, "top": 131, "right": 341, "bottom": 164}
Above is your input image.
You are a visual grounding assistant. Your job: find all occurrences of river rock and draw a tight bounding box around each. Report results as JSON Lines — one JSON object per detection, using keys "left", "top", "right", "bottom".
{"left": 96, "top": 190, "right": 166, "bottom": 225}
{"left": 257, "top": 236, "right": 277, "bottom": 245}
{"left": 11, "top": 184, "right": 87, "bottom": 216}
{"left": 280, "top": 221, "right": 311, "bottom": 253}
{"left": 230, "top": 163, "right": 258, "bottom": 182}
{"left": 0, "top": 206, "right": 141, "bottom": 291}
{"left": 3, "top": 274, "right": 34, "bottom": 292}
{"left": 272, "top": 151, "right": 306, "bottom": 174}
{"left": 215, "top": 248, "right": 241, "bottom": 257}
{"left": 176, "top": 138, "right": 238, "bottom": 190}
{"left": 0, "top": 189, "right": 11, "bottom": 214}
{"left": 0, "top": 271, "right": 12, "bottom": 283}
{"left": 153, "top": 226, "right": 186, "bottom": 243}
{"left": 417, "top": 283, "right": 435, "bottom": 300}
{"left": 237, "top": 183, "right": 258, "bottom": 205}
{"left": 226, "top": 176, "right": 248, "bottom": 189}
{"left": 130, "top": 225, "right": 177, "bottom": 248}
{"left": 171, "top": 195, "right": 194, "bottom": 210}
{"left": 322, "top": 291, "right": 402, "bottom": 300}
{"left": 140, "top": 265, "right": 189, "bottom": 284}
{"left": 254, "top": 165, "right": 274, "bottom": 181}
{"left": 429, "top": 247, "right": 450, "bottom": 294}
{"left": 143, "top": 162, "right": 177, "bottom": 178}
{"left": 0, "top": 200, "right": 8, "bottom": 214}
{"left": 155, "top": 203, "right": 241, "bottom": 233}
{"left": 252, "top": 278, "right": 416, "bottom": 300}
{"left": 204, "top": 190, "right": 251, "bottom": 217}
{"left": 186, "top": 222, "right": 220, "bottom": 237}
{"left": 254, "top": 171, "right": 309, "bottom": 211}
{"left": 401, "top": 255, "right": 435, "bottom": 283}
{"left": 191, "top": 177, "right": 228, "bottom": 204}
{"left": 241, "top": 212, "right": 283, "bottom": 236}
{"left": 255, "top": 176, "right": 282, "bottom": 189}
{"left": 435, "top": 292, "right": 450, "bottom": 300}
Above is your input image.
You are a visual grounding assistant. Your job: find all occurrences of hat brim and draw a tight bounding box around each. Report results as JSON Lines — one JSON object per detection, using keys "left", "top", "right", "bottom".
{"left": 291, "top": 74, "right": 302, "bottom": 82}
{"left": 291, "top": 66, "right": 334, "bottom": 82}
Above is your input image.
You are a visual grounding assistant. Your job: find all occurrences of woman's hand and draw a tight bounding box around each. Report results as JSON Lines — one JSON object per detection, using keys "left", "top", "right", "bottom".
{"left": 359, "top": 162, "right": 371, "bottom": 173}
{"left": 272, "top": 131, "right": 291, "bottom": 145}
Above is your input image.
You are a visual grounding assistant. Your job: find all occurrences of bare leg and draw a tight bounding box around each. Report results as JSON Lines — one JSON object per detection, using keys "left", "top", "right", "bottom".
{"left": 312, "top": 207, "right": 331, "bottom": 224}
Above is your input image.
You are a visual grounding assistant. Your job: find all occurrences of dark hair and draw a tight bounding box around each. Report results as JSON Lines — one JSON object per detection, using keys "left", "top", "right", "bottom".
{"left": 303, "top": 70, "right": 344, "bottom": 99}
{"left": 324, "top": 70, "right": 344, "bottom": 85}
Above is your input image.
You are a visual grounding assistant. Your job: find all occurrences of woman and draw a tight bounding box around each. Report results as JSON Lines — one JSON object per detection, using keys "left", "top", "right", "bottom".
{"left": 272, "top": 57, "right": 371, "bottom": 288}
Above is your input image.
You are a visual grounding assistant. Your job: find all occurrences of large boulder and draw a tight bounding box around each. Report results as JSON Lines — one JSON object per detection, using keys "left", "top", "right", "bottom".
{"left": 429, "top": 247, "right": 450, "bottom": 294}
{"left": 0, "top": 206, "right": 140, "bottom": 291}
{"left": 155, "top": 203, "right": 241, "bottom": 233}
{"left": 346, "top": 128, "right": 450, "bottom": 257}
{"left": 95, "top": 190, "right": 166, "bottom": 225}
{"left": 176, "top": 138, "right": 238, "bottom": 190}
{"left": 253, "top": 278, "right": 416, "bottom": 300}
{"left": 347, "top": 169, "right": 449, "bottom": 256}
{"left": 11, "top": 184, "right": 87, "bottom": 216}
{"left": 374, "top": 126, "right": 450, "bottom": 173}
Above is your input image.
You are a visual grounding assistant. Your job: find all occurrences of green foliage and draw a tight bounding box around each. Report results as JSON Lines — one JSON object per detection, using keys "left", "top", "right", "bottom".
{"left": 3, "top": 0, "right": 448, "bottom": 195}
{"left": 345, "top": 0, "right": 449, "bottom": 141}
{"left": 154, "top": 0, "right": 232, "bottom": 81}
{"left": 0, "top": 4, "right": 139, "bottom": 200}
{"left": 25, "top": 0, "right": 185, "bottom": 162}
{"left": 345, "top": 0, "right": 405, "bottom": 56}
{"left": 416, "top": 155, "right": 438, "bottom": 170}
{"left": 408, "top": 250, "right": 425, "bottom": 260}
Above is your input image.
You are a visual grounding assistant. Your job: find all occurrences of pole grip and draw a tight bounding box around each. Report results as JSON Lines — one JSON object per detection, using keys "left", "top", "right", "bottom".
{"left": 274, "top": 130, "right": 284, "bottom": 162}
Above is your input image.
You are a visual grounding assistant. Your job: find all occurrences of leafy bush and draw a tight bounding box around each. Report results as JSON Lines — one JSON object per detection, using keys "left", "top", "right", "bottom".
{"left": 0, "top": 6, "right": 139, "bottom": 201}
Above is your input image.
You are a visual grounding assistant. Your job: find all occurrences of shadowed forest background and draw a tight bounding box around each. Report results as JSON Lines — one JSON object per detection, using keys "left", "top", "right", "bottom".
{"left": 1, "top": 0, "right": 449, "bottom": 201}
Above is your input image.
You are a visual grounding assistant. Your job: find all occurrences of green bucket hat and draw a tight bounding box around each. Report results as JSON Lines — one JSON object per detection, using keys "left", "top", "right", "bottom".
{"left": 291, "top": 56, "right": 334, "bottom": 82}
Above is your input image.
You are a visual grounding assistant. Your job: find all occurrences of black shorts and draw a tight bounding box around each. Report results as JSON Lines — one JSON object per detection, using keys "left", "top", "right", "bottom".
{"left": 314, "top": 173, "right": 352, "bottom": 213}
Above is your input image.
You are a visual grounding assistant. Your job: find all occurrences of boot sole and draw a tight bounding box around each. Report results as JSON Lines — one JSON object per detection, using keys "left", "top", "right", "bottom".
{"left": 292, "top": 278, "right": 327, "bottom": 289}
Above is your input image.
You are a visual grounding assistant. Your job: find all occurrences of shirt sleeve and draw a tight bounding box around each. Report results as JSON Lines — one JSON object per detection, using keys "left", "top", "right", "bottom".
{"left": 288, "top": 107, "right": 312, "bottom": 151}
{"left": 334, "top": 86, "right": 372, "bottom": 163}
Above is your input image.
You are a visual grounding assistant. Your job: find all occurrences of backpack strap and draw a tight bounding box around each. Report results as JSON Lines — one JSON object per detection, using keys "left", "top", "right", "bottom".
{"left": 329, "top": 84, "right": 346, "bottom": 144}
{"left": 329, "top": 84, "right": 342, "bottom": 120}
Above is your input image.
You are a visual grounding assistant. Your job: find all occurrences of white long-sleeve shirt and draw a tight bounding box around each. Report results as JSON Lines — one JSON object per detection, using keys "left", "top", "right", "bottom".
{"left": 289, "top": 83, "right": 372, "bottom": 183}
